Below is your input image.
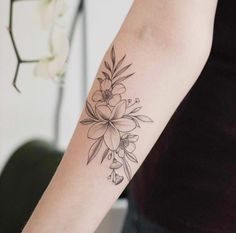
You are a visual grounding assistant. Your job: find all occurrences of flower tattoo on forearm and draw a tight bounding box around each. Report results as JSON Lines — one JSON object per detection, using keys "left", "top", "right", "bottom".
{"left": 80, "top": 45, "right": 153, "bottom": 185}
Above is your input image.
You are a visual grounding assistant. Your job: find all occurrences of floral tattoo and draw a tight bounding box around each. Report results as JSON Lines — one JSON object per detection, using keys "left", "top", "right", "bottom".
{"left": 80, "top": 45, "right": 153, "bottom": 185}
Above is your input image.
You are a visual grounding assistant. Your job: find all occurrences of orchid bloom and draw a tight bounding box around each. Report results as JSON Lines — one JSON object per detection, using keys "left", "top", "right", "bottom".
{"left": 92, "top": 79, "right": 126, "bottom": 106}
{"left": 88, "top": 100, "right": 136, "bottom": 151}
{"left": 34, "top": 29, "right": 69, "bottom": 79}
{"left": 39, "top": 0, "right": 66, "bottom": 29}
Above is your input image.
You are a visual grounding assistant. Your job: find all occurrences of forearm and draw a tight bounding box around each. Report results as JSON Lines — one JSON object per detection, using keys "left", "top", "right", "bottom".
{"left": 22, "top": 1, "right": 217, "bottom": 233}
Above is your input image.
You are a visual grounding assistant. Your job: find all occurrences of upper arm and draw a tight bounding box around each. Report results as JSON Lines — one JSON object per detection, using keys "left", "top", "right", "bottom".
{"left": 120, "top": 0, "right": 218, "bottom": 55}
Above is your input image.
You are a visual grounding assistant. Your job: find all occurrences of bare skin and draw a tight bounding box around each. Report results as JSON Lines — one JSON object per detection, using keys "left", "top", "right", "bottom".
{"left": 22, "top": 0, "right": 218, "bottom": 232}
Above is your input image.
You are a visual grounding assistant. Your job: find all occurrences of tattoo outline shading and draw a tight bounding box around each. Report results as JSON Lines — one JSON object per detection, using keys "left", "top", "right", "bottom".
{"left": 80, "top": 45, "right": 153, "bottom": 185}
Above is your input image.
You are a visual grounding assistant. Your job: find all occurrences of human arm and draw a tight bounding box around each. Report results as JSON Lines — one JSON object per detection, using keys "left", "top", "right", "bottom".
{"left": 22, "top": 0, "right": 218, "bottom": 232}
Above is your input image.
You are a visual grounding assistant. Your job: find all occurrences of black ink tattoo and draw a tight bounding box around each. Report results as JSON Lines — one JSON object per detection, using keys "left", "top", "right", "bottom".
{"left": 80, "top": 45, "right": 153, "bottom": 185}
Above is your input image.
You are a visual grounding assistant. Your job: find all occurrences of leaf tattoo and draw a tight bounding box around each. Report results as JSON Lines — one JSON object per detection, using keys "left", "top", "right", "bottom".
{"left": 87, "top": 137, "right": 103, "bottom": 164}
{"left": 80, "top": 45, "right": 153, "bottom": 185}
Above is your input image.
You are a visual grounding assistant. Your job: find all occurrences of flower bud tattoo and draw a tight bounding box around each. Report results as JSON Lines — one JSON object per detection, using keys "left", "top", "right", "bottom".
{"left": 80, "top": 45, "right": 153, "bottom": 185}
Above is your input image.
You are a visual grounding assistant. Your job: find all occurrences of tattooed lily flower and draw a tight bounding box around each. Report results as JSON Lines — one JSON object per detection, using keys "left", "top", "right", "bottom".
{"left": 92, "top": 78, "right": 126, "bottom": 106}
{"left": 117, "top": 133, "right": 139, "bottom": 158}
{"left": 34, "top": 29, "right": 69, "bottom": 79}
{"left": 88, "top": 100, "right": 136, "bottom": 151}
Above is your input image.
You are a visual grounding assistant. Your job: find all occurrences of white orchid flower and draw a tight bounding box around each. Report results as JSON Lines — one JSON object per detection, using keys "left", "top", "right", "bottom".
{"left": 34, "top": 29, "right": 69, "bottom": 80}
{"left": 39, "top": 0, "right": 66, "bottom": 29}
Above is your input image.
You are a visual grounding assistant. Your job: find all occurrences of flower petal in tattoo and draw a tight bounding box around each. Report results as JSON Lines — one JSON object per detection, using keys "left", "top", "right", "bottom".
{"left": 117, "top": 133, "right": 139, "bottom": 162}
{"left": 80, "top": 45, "right": 153, "bottom": 185}
{"left": 92, "top": 78, "right": 126, "bottom": 106}
{"left": 88, "top": 100, "right": 136, "bottom": 151}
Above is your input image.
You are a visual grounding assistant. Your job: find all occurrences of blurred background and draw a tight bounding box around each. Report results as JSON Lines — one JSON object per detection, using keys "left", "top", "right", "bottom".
{"left": 0, "top": 0, "right": 132, "bottom": 232}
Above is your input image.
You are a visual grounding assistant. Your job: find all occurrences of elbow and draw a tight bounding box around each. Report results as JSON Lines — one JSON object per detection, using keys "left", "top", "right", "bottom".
{"left": 125, "top": 22, "right": 214, "bottom": 70}
{"left": 168, "top": 28, "right": 214, "bottom": 67}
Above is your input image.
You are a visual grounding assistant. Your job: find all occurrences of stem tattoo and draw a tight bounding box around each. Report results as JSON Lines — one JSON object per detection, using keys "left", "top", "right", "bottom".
{"left": 80, "top": 46, "right": 153, "bottom": 185}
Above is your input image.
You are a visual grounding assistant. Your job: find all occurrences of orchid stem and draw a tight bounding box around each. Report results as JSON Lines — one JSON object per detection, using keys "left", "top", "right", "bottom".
{"left": 53, "top": 0, "right": 84, "bottom": 146}
{"left": 8, "top": 0, "right": 39, "bottom": 93}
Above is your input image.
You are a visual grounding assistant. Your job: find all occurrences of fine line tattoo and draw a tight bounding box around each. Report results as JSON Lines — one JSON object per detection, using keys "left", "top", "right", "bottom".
{"left": 80, "top": 45, "right": 153, "bottom": 185}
